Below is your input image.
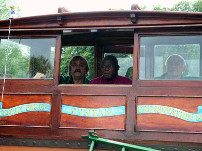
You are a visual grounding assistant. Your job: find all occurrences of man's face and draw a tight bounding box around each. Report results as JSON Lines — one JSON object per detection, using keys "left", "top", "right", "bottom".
{"left": 167, "top": 56, "right": 185, "bottom": 78}
{"left": 101, "top": 60, "right": 117, "bottom": 80}
{"left": 70, "top": 59, "right": 87, "bottom": 79}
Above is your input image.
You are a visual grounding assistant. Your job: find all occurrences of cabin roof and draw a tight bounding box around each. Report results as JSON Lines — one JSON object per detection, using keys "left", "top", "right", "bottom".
{"left": 0, "top": 10, "right": 202, "bottom": 31}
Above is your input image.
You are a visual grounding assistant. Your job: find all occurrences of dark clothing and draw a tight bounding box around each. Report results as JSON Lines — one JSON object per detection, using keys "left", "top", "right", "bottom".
{"left": 59, "top": 75, "right": 89, "bottom": 84}
{"left": 89, "top": 75, "right": 132, "bottom": 84}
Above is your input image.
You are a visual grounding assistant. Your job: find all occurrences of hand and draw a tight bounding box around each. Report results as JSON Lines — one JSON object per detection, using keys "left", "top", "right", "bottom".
{"left": 33, "top": 72, "right": 46, "bottom": 79}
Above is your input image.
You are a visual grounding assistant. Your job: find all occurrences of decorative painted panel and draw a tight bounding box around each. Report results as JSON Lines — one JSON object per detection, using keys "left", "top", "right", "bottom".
{"left": 137, "top": 97, "right": 202, "bottom": 132}
{"left": 0, "top": 95, "right": 51, "bottom": 126}
{"left": 61, "top": 96, "right": 126, "bottom": 130}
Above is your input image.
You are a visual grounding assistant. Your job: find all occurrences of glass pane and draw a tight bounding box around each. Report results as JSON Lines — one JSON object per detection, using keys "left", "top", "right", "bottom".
{"left": 0, "top": 38, "right": 56, "bottom": 79}
{"left": 60, "top": 46, "right": 94, "bottom": 82}
{"left": 139, "top": 35, "right": 202, "bottom": 80}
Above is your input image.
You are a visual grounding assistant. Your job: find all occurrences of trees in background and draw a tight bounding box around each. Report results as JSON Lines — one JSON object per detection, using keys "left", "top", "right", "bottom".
{"left": 152, "top": 0, "right": 202, "bottom": 77}
{"left": 0, "top": 0, "right": 20, "bottom": 20}
{"left": 60, "top": 46, "right": 95, "bottom": 80}
{"left": 0, "top": 40, "right": 30, "bottom": 78}
{"left": 0, "top": 0, "right": 10, "bottom": 20}
{"left": 153, "top": 0, "right": 202, "bottom": 12}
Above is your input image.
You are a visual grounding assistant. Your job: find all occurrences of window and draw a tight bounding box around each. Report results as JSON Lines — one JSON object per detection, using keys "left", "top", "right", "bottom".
{"left": 0, "top": 38, "right": 56, "bottom": 79}
{"left": 60, "top": 30, "right": 133, "bottom": 85}
{"left": 139, "top": 35, "right": 202, "bottom": 80}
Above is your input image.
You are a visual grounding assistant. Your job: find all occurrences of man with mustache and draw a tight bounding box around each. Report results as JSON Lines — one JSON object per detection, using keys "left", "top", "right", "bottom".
{"left": 60, "top": 55, "right": 89, "bottom": 84}
{"left": 89, "top": 55, "right": 132, "bottom": 84}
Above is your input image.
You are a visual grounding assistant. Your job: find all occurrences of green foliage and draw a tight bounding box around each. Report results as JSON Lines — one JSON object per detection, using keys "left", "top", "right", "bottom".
{"left": 0, "top": 0, "right": 20, "bottom": 20}
{"left": 171, "top": 1, "right": 193, "bottom": 11}
{"left": 30, "top": 56, "right": 51, "bottom": 77}
{"left": 60, "top": 48, "right": 133, "bottom": 79}
{"left": 0, "top": 40, "right": 30, "bottom": 78}
{"left": 153, "top": 5, "right": 170, "bottom": 11}
{"left": 108, "top": 8, "right": 125, "bottom": 10}
{"left": 152, "top": 1, "right": 202, "bottom": 78}
{"left": 60, "top": 46, "right": 94, "bottom": 80}
{"left": 193, "top": 0, "right": 202, "bottom": 12}
{"left": 153, "top": 0, "right": 202, "bottom": 12}
{"left": 0, "top": 0, "right": 10, "bottom": 20}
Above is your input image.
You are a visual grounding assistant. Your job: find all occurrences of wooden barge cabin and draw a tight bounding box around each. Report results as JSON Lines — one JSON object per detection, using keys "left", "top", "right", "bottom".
{"left": 0, "top": 7, "right": 202, "bottom": 151}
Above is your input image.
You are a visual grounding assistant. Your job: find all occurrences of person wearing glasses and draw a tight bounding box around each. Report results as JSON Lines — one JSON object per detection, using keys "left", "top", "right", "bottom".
{"left": 60, "top": 55, "right": 89, "bottom": 84}
{"left": 89, "top": 55, "right": 132, "bottom": 84}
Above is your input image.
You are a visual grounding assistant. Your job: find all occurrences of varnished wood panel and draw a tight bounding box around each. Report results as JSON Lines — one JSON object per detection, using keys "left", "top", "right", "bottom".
{"left": 61, "top": 96, "right": 126, "bottom": 130}
{"left": 0, "top": 95, "right": 51, "bottom": 126}
{"left": 0, "top": 146, "right": 106, "bottom": 151}
{"left": 0, "top": 79, "right": 54, "bottom": 86}
{"left": 137, "top": 97, "right": 202, "bottom": 132}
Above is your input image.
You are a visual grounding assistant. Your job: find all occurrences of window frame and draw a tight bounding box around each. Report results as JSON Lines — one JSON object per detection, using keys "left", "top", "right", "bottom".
{"left": 60, "top": 30, "right": 134, "bottom": 86}
{"left": 136, "top": 32, "right": 202, "bottom": 87}
{"left": 0, "top": 35, "right": 61, "bottom": 86}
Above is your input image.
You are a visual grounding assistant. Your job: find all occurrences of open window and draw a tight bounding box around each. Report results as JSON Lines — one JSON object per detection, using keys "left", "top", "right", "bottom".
{"left": 59, "top": 30, "right": 134, "bottom": 85}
